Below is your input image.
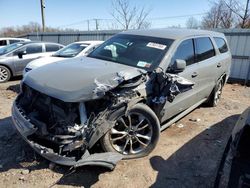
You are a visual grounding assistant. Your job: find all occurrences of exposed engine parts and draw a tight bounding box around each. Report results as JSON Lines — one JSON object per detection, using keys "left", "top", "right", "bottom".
{"left": 15, "top": 69, "right": 194, "bottom": 166}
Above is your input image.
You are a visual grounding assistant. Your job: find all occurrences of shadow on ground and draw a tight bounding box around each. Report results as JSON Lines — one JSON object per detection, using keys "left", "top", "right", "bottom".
{"left": 0, "top": 116, "right": 110, "bottom": 187}
{"left": 7, "top": 83, "right": 20, "bottom": 94}
{"left": 149, "top": 114, "right": 239, "bottom": 188}
{"left": 0, "top": 112, "right": 240, "bottom": 187}
{"left": 0, "top": 116, "right": 47, "bottom": 172}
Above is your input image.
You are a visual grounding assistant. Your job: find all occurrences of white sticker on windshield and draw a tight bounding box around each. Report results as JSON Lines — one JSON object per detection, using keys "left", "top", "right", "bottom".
{"left": 80, "top": 44, "right": 88, "bottom": 47}
{"left": 146, "top": 42, "right": 166, "bottom": 50}
{"left": 137, "top": 61, "right": 151, "bottom": 68}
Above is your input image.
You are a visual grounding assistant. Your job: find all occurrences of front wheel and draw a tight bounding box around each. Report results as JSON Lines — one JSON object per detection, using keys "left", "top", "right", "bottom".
{"left": 101, "top": 103, "right": 160, "bottom": 159}
{"left": 0, "top": 65, "right": 11, "bottom": 83}
{"left": 207, "top": 79, "right": 223, "bottom": 107}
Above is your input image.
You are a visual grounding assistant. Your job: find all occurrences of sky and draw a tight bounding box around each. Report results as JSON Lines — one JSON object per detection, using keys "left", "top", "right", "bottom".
{"left": 0, "top": 0, "right": 211, "bottom": 30}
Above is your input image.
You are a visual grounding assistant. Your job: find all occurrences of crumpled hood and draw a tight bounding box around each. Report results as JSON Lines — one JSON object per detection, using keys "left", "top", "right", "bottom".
{"left": 23, "top": 56, "right": 144, "bottom": 102}
{"left": 26, "top": 56, "right": 64, "bottom": 69}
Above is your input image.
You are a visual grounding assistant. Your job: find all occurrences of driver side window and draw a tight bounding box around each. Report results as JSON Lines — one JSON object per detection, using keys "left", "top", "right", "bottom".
{"left": 17, "top": 44, "right": 43, "bottom": 55}
{"left": 171, "top": 39, "right": 195, "bottom": 66}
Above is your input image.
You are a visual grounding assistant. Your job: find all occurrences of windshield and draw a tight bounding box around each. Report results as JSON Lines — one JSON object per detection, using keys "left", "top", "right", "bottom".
{"left": 53, "top": 43, "right": 89, "bottom": 57}
{"left": 0, "top": 43, "right": 24, "bottom": 56}
{"left": 88, "top": 34, "right": 173, "bottom": 70}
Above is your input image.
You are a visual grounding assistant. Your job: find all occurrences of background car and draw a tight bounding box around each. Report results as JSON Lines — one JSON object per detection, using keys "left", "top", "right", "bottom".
{"left": 0, "top": 37, "right": 30, "bottom": 48}
{"left": 0, "top": 41, "right": 64, "bottom": 82}
{"left": 23, "top": 40, "right": 103, "bottom": 75}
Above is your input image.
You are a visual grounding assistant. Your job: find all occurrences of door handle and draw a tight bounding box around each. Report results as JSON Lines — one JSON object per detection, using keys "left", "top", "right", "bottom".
{"left": 217, "top": 63, "right": 222, "bottom": 68}
{"left": 191, "top": 72, "right": 198, "bottom": 78}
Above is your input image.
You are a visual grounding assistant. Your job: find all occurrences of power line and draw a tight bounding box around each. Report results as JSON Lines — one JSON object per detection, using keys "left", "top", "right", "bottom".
{"left": 149, "top": 13, "right": 207, "bottom": 20}
{"left": 57, "top": 12, "right": 208, "bottom": 30}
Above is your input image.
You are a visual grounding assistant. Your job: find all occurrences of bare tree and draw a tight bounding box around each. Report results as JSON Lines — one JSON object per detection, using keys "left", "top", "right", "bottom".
{"left": 0, "top": 22, "right": 78, "bottom": 37}
{"left": 223, "top": 0, "right": 250, "bottom": 28}
{"left": 186, "top": 17, "right": 199, "bottom": 29}
{"left": 111, "top": 0, "right": 151, "bottom": 30}
{"left": 202, "top": 0, "right": 250, "bottom": 29}
{"left": 202, "top": 0, "right": 236, "bottom": 29}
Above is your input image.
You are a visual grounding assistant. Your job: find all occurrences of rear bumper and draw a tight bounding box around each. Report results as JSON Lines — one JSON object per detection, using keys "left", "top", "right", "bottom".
{"left": 11, "top": 101, "right": 122, "bottom": 169}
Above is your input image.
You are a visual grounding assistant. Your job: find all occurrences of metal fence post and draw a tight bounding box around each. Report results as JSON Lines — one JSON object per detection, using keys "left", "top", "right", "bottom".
{"left": 244, "top": 56, "right": 250, "bottom": 86}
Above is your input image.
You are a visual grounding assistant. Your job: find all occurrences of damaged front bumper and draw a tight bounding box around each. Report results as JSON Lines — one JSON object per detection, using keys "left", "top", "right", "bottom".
{"left": 11, "top": 102, "right": 123, "bottom": 170}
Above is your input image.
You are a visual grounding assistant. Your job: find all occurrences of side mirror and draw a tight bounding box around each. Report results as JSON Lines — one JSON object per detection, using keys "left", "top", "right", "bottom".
{"left": 173, "top": 59, "right": 186, "bottom": 73}
{"left": 17, "top": 51, "right": 26, "bottom": 59}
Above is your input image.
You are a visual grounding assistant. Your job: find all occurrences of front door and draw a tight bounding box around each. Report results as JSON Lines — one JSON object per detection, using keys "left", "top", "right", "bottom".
{"left": 13, "top": 43, "right": 43, "bottom": 74}
{"left": 161, "top": 38, "right": 201, "bottom": 122}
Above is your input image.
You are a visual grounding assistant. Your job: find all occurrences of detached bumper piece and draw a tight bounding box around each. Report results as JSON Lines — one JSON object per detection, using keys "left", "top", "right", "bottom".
{"left": 12, "top": 102, "right": 123, "bottom": 170}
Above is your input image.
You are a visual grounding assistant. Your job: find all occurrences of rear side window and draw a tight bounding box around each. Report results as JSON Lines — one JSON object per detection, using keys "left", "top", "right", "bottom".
{"left": 214, "top": 37, "right": 228, "bottom": 53}
{"left": 172, "top": 39, "right": 195, "bottom": 66}
{"left": 0, "top": 40, "right": 7, "bottom": 46}
{"left": 45, "top": 44, "right": 61, "bottom": 52}
{"left": 195, "top": 37, "right": 215, "bottom": 62}
{"left": 25, "top": 44, "right": 43, "bottom": 54}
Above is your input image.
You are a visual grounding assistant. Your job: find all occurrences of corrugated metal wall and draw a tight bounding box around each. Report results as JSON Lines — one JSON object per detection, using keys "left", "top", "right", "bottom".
{"left": 20, "top": 29, "right": 250, "bottom": 83}
{"left": 21, "top": 30, "right": 121, "bottom": 45}
{"left": 219, "top": 29, "right": 250, "bottom": 83}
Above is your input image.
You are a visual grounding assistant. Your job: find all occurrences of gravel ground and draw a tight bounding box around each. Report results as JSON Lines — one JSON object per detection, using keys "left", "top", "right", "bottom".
{"left": 0, "top": 79, "right": 249, "bottom": 188}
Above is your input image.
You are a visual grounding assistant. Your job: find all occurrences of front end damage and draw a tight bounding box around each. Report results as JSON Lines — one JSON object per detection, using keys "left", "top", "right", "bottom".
{"left": 12, "top": 68, "right": 194, "bottom": 169}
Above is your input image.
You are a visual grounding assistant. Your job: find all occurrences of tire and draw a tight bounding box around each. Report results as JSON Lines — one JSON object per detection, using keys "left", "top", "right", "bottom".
{"left": 101, "top": 103, "right": 160, "bottom": 159}
{"left": 207, "top": 79, "right": 223, "bottom": 107}
{"left": 0, "top": 65, "right": 11, "bottom": 83}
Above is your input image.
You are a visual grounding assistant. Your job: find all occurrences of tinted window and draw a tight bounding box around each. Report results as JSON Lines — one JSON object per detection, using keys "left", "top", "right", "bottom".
{"left": 172, "top": 39, "right": 195, "bottom": 66}
{"left": 214, "top": 37, "right": 228, "bottom": 53}
{"left": 195, "top": 37, "right": 215, "bottom": 62}
{"left": 22, "top": 44, "right": 43, "bottom": 54}
{"left": 9, "top": 40, "right": 21, "bottom": 44}
{"left": 0, "top": 40, "right": 7, "bottom": 46}
{"left": 45, "top": 44, "right": 61, "bottom": 52}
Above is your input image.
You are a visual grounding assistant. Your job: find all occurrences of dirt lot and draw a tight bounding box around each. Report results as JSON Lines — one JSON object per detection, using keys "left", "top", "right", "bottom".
{"left": 0, "top": 79, "right": 249, "bottom": 188}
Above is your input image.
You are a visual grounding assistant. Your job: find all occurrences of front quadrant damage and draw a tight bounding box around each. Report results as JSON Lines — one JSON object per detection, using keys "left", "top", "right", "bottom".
{"left": 12, "top": 68, "right": 194, "bottom": 169}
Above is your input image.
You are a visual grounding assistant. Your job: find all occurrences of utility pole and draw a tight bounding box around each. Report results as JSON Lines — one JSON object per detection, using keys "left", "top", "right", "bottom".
{"left": 87, "top": 20, "right": 90, "bottom": 31}
{"left": 94, "top": 19, "right": 99, "bottom": 30}
{"left": 40, "top": 0, "right": 46, "bottom": 32}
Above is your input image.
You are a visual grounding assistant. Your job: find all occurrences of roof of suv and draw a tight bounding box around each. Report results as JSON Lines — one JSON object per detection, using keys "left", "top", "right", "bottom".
{"left": 121, "top": 28, "right": 225, "bottom": 40}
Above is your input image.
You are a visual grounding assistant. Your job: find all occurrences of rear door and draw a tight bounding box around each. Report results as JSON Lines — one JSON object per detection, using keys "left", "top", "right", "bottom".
{"left": 45, "top": 43, "right": 62, "bottom": 52}
{"left": 13, "top": 43, "right": 44, "bottom": 74}
{"left": 162, "top": 38, "right": 202, "bottom": 121}
{"left": 193, "top": 37, "right": 218, "bottom": 101}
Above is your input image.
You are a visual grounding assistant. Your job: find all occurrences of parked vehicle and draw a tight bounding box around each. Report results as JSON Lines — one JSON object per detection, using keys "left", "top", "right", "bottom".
{"left": 0, "top": 41, "right": 64, "bottom": 82}
{"left": 214, "top": 107, "right": 250, "bottom": 188}
{"left": 12, "top": 29, "right": 231, "bottom": 169}
{"left": 23, "top": 40, "right": 103, "bottom": 75}
{"left": 0, "top": 37, "right": 30, "bottom": 48}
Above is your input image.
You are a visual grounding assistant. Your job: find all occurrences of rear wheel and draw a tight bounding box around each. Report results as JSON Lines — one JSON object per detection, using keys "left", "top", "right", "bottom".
{"left": 101, "top": 103, "right": 160, "bottom": 159}
{"left": 0, "top": 65, "right": 11, "bottom": 83}
{"left": 207, "top": 79, "right": 223, "bottom": 107}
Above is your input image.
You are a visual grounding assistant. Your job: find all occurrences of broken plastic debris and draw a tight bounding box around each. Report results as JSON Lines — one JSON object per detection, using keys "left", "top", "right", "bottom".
{"left": 93, "top": 79, "right": 116, "bottom": 96}
{"left": 189, "top": 118, "right": 201, "bottom": 122}
{"left": 177, "top": 124, "right": 185, "bottom": 128}
{"left": 152, "top": 96, "right": 167, "bottom": 104}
